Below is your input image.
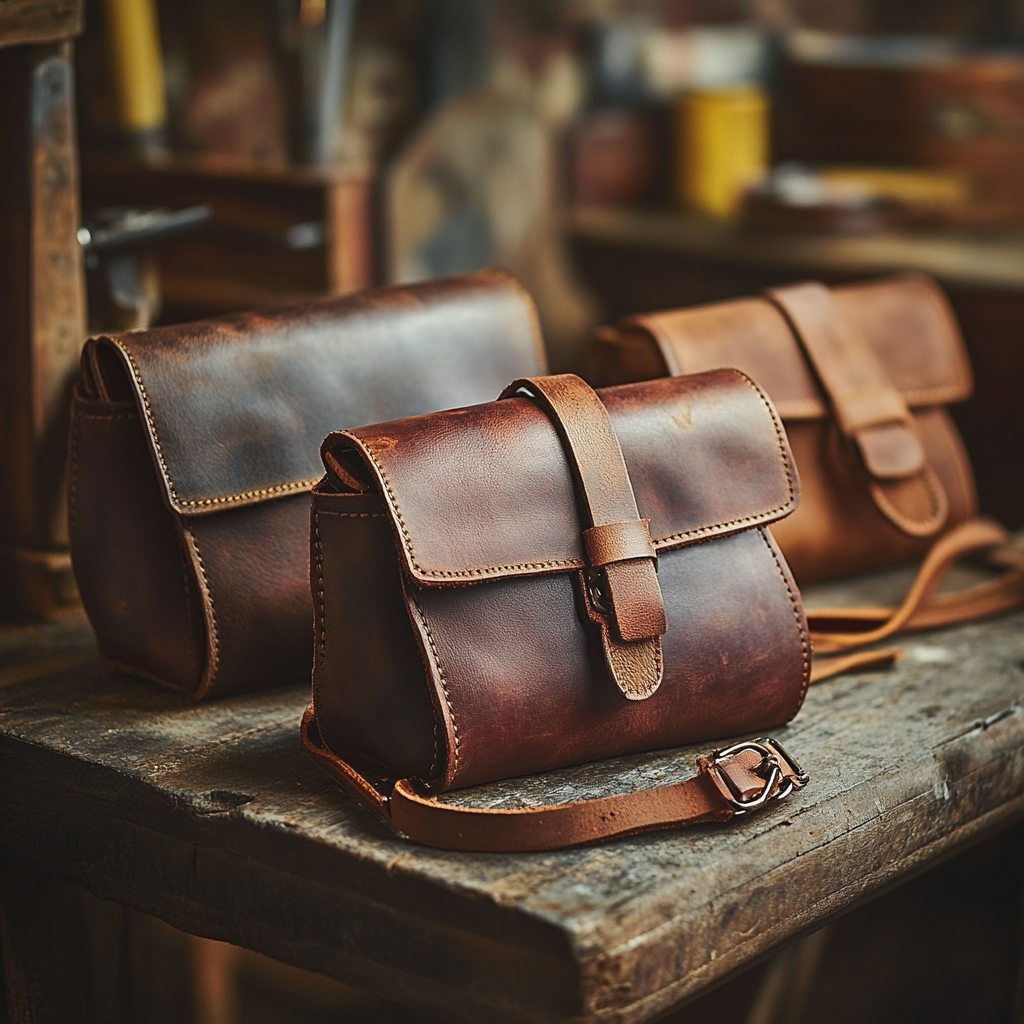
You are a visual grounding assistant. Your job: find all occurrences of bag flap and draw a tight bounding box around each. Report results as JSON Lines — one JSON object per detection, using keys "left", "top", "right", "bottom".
{"left": 622, "top": 274, "right": 972, "bottom": 420}
{"left": 89, "top": 269, "right": 545, "bottom": 515}
{"left": 327, "top": 370, "right": 798, "bottom": 585}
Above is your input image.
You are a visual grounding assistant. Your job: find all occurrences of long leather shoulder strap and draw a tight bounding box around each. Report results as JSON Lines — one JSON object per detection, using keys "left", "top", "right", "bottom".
{"left": 765, "top": 282, "right": 948, "bottom": 538}
{"left": 809, "top": 517, "right": 1024, "bottom": 657}
{"left": 301, "top": 708, "right": 807, "bottom": 852}
{"left": 500, "top": 374, "right": 666, "bottom": 700}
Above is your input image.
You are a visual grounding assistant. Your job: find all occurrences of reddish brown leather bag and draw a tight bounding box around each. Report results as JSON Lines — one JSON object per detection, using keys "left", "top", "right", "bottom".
{"left": 69, "top": 270, "right": 546, "bottom": 698}
{"left": 303, "top": 371, "right": 811, "bottom": 851}
{"left": 589, "top": 274, "right": 1024, "bottom": 652}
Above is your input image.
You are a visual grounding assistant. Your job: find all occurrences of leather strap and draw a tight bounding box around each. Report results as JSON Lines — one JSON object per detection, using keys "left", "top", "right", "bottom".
{"left": 808, "top": 517, "right": 1024, "bottom": 679}
{"left": 500, "top": 374, "right": 666, "bottom": 700}
{"left": 766, "top": 282, "right": 948, "bottom": 538}
{"left": 809, "top": 517, "right": 1024, "bottom": 652}
{"left": 301, "top": 708, "right": 808, "bottom": 852}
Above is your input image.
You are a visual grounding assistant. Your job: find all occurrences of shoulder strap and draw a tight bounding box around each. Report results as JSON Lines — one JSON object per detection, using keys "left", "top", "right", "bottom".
{"left": 765, "top": 282, "right": 948, "bottom": 538}
{"left": 809, "top": 517, "right": 1024, "bottom": 681}
{"left": 301, "top": 708, "right": 807, "bottom": 852}
{"left": 500, "top": 374, "right": 666, "bottom": 700}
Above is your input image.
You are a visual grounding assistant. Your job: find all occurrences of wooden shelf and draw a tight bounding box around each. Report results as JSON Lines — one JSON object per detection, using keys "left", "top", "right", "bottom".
{"left": 568, "top": 205, "right": 1024, "bottom": 292}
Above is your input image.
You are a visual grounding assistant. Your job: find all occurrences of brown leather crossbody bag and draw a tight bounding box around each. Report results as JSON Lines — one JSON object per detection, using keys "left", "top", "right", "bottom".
{"left": 303, "top": 371, "right": 811, "bottom": 851}
{"left": 589, "top": 274, "right": 1024, "bottom": 655}
{"left": 69, "top": 270, "right": 546, "bottom": 698}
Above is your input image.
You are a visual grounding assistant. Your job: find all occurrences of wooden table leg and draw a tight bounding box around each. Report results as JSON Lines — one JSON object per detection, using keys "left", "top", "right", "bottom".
{"left": 0, "top": 862, "right": 97, "bottom": 1023}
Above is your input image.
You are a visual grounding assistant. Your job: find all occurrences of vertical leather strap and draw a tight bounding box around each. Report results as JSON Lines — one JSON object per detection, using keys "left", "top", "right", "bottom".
{"left": 500, "top": 374, "right": 666, "bottom": 700}
{"left": 765, "top": 282, "right": 948, "bottom": 538}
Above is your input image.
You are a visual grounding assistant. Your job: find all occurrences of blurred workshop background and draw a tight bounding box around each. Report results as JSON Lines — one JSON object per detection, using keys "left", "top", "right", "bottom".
{"left": 65, "top": 0, "right": 1024, "bottom": 535}
{"left": 4, "top": 1, "right": 1024, "bottom": 1020}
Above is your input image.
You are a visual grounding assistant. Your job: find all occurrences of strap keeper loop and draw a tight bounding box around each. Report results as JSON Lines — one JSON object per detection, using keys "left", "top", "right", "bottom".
{"left": 583, "top": 519, "right": 657, "bottom": 568}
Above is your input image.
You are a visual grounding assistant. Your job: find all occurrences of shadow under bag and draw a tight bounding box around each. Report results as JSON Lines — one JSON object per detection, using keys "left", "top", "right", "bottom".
{"left": 69, "top": 270, "right": 547, "bottom": 698}
{"left": 304, "top": 371, "right": 811, "bottom": 851}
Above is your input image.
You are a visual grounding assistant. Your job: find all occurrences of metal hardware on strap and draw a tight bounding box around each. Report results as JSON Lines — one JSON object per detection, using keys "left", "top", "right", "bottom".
{"left": 302, "top": 707, "right": 809, "bottom": 851}
{"left": 702, "top": 738, "right": 809, "bottom": 815}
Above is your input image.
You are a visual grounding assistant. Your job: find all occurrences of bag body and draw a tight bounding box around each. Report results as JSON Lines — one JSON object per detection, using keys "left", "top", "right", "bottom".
{"left": 588, "top": 274, "right": 978, "bottom": 584}
{"left": 310, "top": 371, "right": 810, "bottom": 795}
{"left": 69, "top": 269, "right": 547, "bottom": 697}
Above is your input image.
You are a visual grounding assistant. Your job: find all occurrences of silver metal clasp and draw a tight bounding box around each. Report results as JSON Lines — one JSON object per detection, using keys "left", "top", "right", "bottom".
{"left": 704, "top": 737, "right": 809, "bottom": 815}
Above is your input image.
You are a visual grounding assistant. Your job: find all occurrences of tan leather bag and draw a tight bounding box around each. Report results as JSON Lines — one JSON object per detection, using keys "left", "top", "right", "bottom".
{"left": 303, "top": 371, "right": 811, "bottom": 851}
{"left": 69, "top": 270, "right": 546, "bottom": 698}
{"left": 589, "top": 274, "right": 1024, "bottom": 654}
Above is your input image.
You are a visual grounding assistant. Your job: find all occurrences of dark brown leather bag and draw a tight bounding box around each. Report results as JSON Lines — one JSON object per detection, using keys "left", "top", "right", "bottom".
{"left": 302, "top": 371, "right": 811, "bottom": 851}
{"left": 588, "top": 274, "right": 1024, "bottom": 653}
{"left": 69, "top": 270, "right": 547, "bottom": 698}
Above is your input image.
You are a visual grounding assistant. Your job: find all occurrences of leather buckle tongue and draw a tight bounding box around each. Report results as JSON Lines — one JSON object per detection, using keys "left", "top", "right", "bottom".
{"left": 702, "top": 738, "right": 809, "bottom": 815}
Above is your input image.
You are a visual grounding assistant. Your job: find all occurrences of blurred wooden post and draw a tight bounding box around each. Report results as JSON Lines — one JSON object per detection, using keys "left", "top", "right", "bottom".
{"left": 0, "top": 0, "right": 87, "bottom": 618}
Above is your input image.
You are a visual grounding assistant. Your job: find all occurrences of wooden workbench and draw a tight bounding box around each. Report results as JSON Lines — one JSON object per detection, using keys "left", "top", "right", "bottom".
{"left": 2, "top": 562, "right": 1024, "bottom": 1024}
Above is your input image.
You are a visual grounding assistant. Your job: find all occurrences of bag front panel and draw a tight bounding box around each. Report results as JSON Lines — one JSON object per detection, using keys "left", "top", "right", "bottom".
{"left": 411, "top": 526, "right": 809, "bottom": 791}
{"left": 69, "top": 390, "right": 204, "bottom": 692}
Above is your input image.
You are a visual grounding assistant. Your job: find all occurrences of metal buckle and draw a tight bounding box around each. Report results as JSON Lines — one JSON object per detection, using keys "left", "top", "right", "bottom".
{"left": 705, "top": 737, "right": 809, "bottom": 815}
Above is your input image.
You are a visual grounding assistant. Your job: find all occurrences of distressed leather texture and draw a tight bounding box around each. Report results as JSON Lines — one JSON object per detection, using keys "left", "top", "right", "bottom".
{"left": 589, "top": 273, "right": 978, "bottom": 583}
{"left": 312, "top": 371, "right": 810, "bottom": 792}
{"left": 69, "top": 269, "right": 547, "bottom": 697}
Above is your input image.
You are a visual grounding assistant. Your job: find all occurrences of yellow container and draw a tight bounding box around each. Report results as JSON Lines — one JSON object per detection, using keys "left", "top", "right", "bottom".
{"left": 677, "top": 86, "right": 768, "bottom": 218}
{"left": 103, "top": 0, "right": 167, "bottom": 135}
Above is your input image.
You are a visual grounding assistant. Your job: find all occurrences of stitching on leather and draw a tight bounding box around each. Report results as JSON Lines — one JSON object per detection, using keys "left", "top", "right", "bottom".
{"left": 118, "top": 344, "right": 319, "bottom": 509}
{"left": 68, "top": 411, "right": 81, "bottom": 533}
{"left": 870, "top": 469, "right": 945, "bottom": 535}
{"left": 656, "top": 370, "right": 796, "bottom": 550}
{"left": 186, "top": 528, "right": 220, "bottom": 693}
{"left": 352, "top": 369, "right": 796, "bottom": 578}
{"left": 314, "top": 510, "right": 326, "bottom": 662}
{"left": 318, "top": 511, "right": 385, "bottom": 518}
{"left": 409, "top": 590, "right": 459, "bottom": 784}
{"left": 759, "top": 527, "right": 811, "bottom": 712}
{"left": 352, "top": 437, "right": 583, "bottom": 578}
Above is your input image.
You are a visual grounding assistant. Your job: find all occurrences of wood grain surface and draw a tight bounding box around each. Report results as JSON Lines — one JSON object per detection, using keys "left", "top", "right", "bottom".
{"left": 2, "top": 563, "right": 1024, "bottom": 1023}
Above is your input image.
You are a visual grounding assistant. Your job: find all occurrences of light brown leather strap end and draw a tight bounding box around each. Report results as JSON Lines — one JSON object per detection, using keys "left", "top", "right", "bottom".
{"left": 808, "top": 517, "right": 1023, "bottom": 654}
{"left": 766, "top": 282, "right": 947, "bottom": 537}
{"left": 810, "top": 648, "right": 902, "bottom": 684}
{"left": 303, "top": 710, "right": 809, "bottom": 853}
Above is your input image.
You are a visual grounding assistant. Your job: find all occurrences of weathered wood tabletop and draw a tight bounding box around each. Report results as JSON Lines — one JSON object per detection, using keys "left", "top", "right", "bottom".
{"left": 2, "top": 563, "right": 1023, "bottom": 1024}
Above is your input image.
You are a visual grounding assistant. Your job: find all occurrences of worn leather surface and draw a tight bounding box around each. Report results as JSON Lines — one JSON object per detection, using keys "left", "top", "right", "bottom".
{"left": 313, "top": 371, "right": 809, "bottom": 791}
{"left": 70, "top": 269, "right": 547, "bottom": 696}
{"left": 589, "top": 273, "right": 978, "bottom": 583}
{"left": 328, "top": 371, "right": 798, "bottom": 581}
{"left": 95, "top": 269, "right": 545, "bottom": 514}
{"left": 69, "top": 388, "right": 204, "bottom": 691}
